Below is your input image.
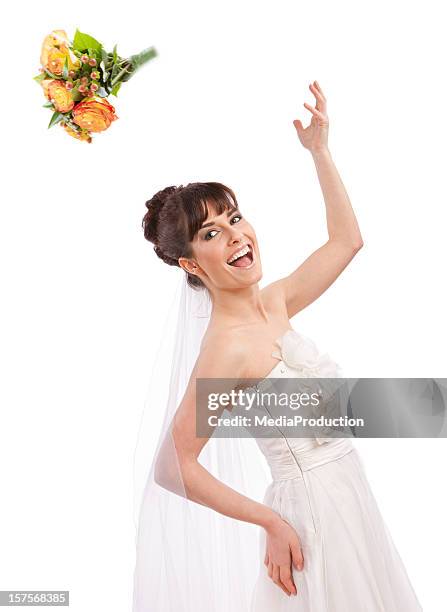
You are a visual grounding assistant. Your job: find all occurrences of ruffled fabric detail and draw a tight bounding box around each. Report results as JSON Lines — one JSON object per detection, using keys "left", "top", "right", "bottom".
{"left": 271, "top": 330, "right": 344, "bottom": 445}
{"left": 272, "top": 329, "right": 344, "bottom": 378}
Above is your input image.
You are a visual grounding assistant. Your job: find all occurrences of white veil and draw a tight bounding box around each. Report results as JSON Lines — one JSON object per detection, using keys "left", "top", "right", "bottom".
{"left": 132, "top": 270, "right": 270, "bottom": 611}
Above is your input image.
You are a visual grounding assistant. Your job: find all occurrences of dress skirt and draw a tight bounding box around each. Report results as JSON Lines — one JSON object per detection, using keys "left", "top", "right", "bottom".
{"left": 250, "top": 440, "right": 423, "bottom": 611}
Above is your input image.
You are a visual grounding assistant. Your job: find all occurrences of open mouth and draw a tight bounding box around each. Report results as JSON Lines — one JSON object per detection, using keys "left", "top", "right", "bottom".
{"left": 226, "top": 244, "right": 254, "bottom": 268}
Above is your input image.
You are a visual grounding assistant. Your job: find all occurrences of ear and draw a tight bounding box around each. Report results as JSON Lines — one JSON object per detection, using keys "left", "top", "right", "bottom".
{"left": 178, "top": 257, "right": 200, "bottom": 276}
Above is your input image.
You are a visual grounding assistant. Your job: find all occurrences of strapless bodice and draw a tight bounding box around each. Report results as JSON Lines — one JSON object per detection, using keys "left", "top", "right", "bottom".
{"left": 244, "top": 328, "right": 353, "bottom": 481}
{"left": 261, "top": 327, "right": 344, "bottom": 382}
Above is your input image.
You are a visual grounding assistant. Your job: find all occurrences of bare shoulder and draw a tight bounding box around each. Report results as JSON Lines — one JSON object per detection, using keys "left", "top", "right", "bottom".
{"left": 171, "top": 334, "right": 246, "bottom": 455}
{"left": 260, "top": 279, "right": 288, "bottom": 316}
{"left": 195, "top": 330, "right": 247, "bottom": 380}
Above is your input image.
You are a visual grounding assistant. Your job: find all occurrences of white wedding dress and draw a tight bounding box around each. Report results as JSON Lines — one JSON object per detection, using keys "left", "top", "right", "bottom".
{"left": 245, "top": 328, "right": 423, "bottom": 611}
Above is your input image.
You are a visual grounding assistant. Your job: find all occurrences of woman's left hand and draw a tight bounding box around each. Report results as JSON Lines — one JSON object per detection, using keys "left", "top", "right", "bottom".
{"left": 293, "top": 81, "right": 329, "bottom": 154}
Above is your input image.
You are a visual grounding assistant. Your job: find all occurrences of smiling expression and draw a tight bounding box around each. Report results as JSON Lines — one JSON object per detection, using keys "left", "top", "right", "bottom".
{"left": 186, "top": 202, "right": 263, "bottom": 290}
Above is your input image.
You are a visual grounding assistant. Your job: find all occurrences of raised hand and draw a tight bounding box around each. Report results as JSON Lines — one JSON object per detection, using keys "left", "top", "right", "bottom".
{"left": 293, "top": 80, "right": 329, "bottom": 154}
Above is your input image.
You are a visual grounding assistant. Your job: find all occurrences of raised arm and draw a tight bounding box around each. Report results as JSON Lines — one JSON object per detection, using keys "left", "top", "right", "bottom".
{"left": 268, "top": 81, "right": 363, "bottom": 319}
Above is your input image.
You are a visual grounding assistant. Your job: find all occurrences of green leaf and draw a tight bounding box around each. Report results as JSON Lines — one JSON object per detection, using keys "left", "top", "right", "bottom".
{"left": 101, "top": 48, "right": 108, "bottom": 63}
{"left": 113, "top": 44, "right": 118, "bottom": 63}
{"left": 111, "top": 82, "right": 122, "bottom": 97}
{"left": 33, "top": 73, "right": 47, "bottom": 83}
{"left": 44, "top": 68, "right": 62, "bottom": 80}
{"left": 88, "top": 47, "right": 101, "bottom": 61}
{"left": 42, "top": 101, "right": 55, "bottom": 108}
{"left": 62, "top": 56, "right": 69, "bottom": 79}
{"left": 70, "top": 89, "right": 83, "bottom": 102}
{"left": 129, "top": 46, "right": 157, "bottom": 71}
{"left": 111, "top": 63, "right": 120, "bottom": 80}
{"left": 72, "top": 29, "right": 103, "bottom": 53}
{"left": 48, "top": 111, "right": 64, "bottom": 129}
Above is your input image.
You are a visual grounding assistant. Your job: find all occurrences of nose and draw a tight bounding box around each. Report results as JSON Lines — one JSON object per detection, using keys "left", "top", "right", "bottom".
{"left": 227, "top": 226, "right": 245, "bottom": 244}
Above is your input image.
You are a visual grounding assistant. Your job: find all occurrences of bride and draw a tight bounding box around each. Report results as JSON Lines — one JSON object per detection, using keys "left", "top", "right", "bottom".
{"left": 132, "top": 81, "right": 422, "bottom": 611}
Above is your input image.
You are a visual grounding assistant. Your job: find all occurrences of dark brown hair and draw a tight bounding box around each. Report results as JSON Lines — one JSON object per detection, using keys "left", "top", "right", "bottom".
{"left": 142, "top": 181, "right": 239, "bottom": 289}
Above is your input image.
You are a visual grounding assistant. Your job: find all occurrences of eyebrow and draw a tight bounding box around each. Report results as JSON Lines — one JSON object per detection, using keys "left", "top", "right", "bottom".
{"left": 200, "top": 208, "right": 239, "bottom": 229}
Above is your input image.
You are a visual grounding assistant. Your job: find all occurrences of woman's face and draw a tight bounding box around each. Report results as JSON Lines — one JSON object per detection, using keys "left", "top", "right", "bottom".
{"left": 187, "top": 203, "right": 262, "bottom": 290}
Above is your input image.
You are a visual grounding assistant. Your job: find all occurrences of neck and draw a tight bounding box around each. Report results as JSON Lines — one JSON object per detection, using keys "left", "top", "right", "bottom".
{"left": 208, "top": 283, "right": 269, "bottom": 328}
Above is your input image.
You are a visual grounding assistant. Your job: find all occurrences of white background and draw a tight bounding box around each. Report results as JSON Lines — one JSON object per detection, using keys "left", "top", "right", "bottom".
{"left": 1, "top": 0, "right": 446, "bottom": 610}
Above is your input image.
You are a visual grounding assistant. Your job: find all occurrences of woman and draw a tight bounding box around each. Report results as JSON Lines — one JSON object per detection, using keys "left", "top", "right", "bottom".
{"left": 133, "top": 81, "right": 422, "bottom": 611}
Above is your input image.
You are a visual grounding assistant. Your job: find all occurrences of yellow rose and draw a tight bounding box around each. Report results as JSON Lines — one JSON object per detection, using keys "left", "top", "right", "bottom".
{"left": 47, "top": 80, "right": 74, "bottom": 113}
{"left": 44, "top": 48, "right": 67, "bottom": 75}
{"left": 62, "top": 124, "right": 92, "bottom": 143}
{"left": 40, "top": 29, "right": 80, "bottom": 75}
{"left": 72, "top": 96, "right": 118, "bottom": 133}
{"left": 41, "top": 30, "right": 69, "bottom": 50}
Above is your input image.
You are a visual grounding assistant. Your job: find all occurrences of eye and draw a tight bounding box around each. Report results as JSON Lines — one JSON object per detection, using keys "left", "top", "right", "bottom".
{"left": 203, "top": 214, "right": 243, "bottom": 240}
{"left": 205, "top": 229, "right": 218, "bottom": 241}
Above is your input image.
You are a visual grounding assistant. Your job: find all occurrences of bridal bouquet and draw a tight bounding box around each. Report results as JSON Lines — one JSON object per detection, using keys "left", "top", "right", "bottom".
{"left": 34, "top": 29, "right": 157, "bottom": 142}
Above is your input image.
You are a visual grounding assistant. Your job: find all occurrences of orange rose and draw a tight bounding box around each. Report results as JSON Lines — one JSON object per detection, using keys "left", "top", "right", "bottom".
{"left": 47, "top": 80, "right": 74, "bottom": 112}
{"left": 62, "top": 124, "right": 92, "bottom": 143}
{"left": 40, "top": 29, "right": 80, "bottom": 75}
{"left": 40, "top": 78, "right": 54, "bottom": 100}
{"left": 72, "top": 96, "right": 118, "bottom": 133}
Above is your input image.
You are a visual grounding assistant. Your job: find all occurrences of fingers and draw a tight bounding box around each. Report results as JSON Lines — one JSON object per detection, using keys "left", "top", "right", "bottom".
{"left": 293, "top": 118, "right": 304, "bottom": 133}
{"left": 272, "top": 564, "right": 292, "bottom": 596}
{"left": 309, "top": 80, "right": 327, "bottom": 111}
{"left": 303, "top": 101, "right": 326, "bottom": 122}
{"left": 290, "top": 541, "right": 304, "bottom": 571}
{"left": 280, "top": 564, "right": 297, "bottom": 596}
{"left": 294, "top": 80, "right": 327, "bottom": 131}
{"left": 269, "top": 559, "right": 298, "bottom": 597}
{"left": 314, "top": 80, "right": 326, "bottom": 99}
